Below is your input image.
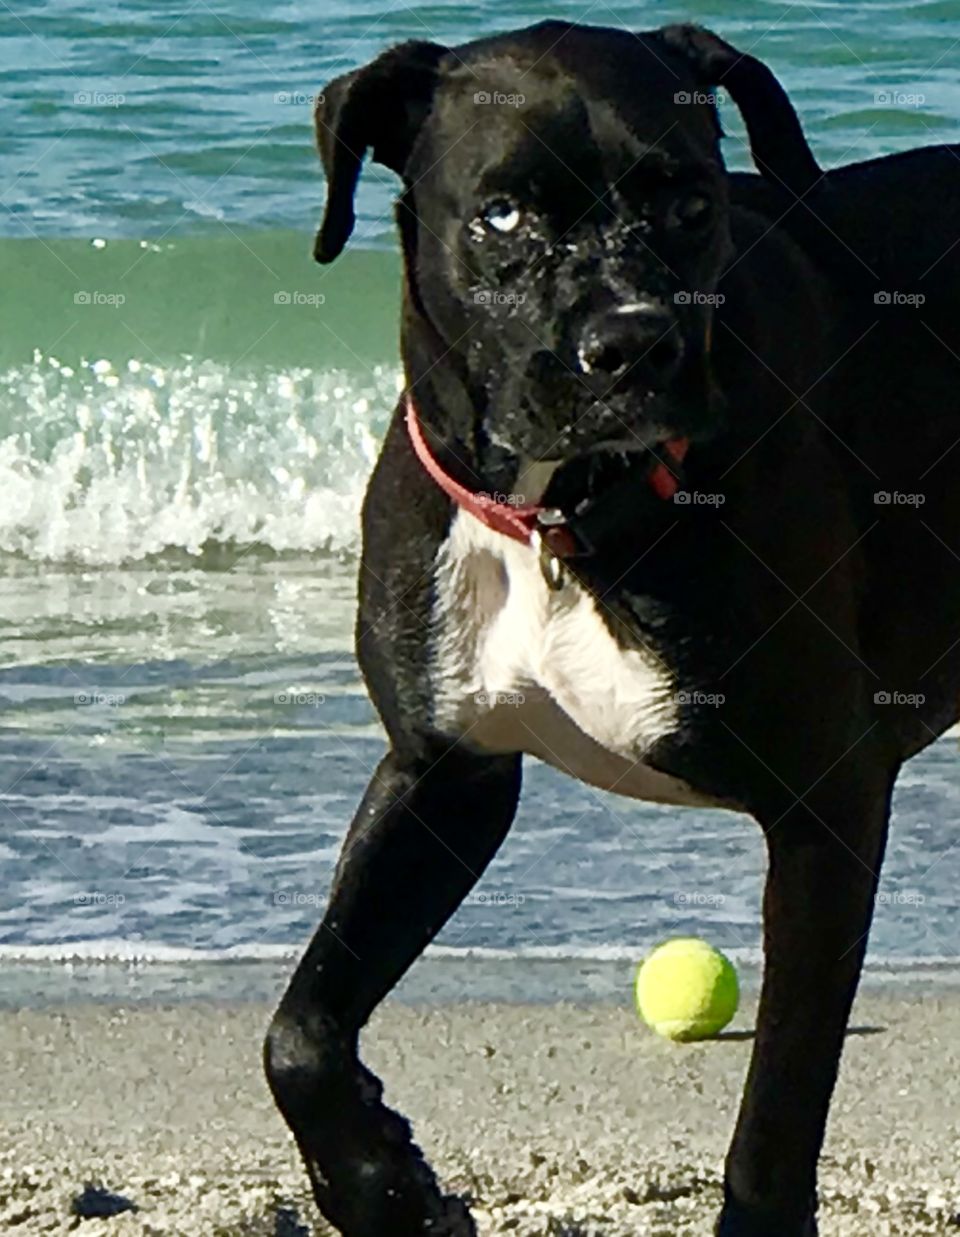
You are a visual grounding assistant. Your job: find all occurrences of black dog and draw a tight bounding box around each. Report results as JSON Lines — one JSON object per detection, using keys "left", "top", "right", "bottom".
{"left": 264, "top": 21, "right": 960, "bottom": 1236}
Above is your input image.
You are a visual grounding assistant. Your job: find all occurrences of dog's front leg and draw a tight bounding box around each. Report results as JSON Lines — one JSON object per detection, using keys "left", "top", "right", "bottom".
{"left": 264, "top": 745, "right": 521, "bottom": 1237}
{"left": 716, "top": 767, "right": 896, "bottom": 1237}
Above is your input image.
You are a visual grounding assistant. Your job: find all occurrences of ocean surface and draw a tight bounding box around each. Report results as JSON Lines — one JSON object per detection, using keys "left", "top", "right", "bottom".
{"left": 2, "top": 0, "right": 960, "bottom": 1007}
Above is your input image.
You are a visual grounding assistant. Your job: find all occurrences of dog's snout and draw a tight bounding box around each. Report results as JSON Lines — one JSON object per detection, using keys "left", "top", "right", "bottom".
{"left": 578, "top": 304, "right": 683, "bottom": 387}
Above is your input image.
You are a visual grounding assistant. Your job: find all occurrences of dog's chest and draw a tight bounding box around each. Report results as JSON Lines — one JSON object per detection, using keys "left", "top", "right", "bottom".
{"left": 429, "top": 513, "right": 716, "bottom": 806}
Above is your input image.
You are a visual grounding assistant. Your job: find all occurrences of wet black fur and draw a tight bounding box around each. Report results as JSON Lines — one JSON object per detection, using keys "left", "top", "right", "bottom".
{"left": 265, "top": 21, "right": 960, "bottom": 1236}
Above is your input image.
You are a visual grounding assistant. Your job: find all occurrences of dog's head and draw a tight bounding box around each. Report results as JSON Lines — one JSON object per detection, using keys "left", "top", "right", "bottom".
{"left": 314, "top": 21, "right": 818, "bottom": 485}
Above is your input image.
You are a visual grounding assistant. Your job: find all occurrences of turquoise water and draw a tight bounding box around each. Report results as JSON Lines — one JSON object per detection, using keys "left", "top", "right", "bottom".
{"left": 2, "top": 1, "right": 960, "bottom": 1003}
{"left": 6, "top": 0, "right": 960, "bottom": 241}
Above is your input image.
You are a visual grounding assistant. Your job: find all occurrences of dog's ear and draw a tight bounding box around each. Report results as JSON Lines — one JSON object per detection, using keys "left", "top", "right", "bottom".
{"left": 313, "top": 40, "right": 448, "bottom": 263}
{"left": 656, "top": 24, "right": 821, "bottom": 195}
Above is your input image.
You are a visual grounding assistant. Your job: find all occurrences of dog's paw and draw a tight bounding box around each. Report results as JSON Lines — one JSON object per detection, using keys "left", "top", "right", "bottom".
{"left": 428, "top": 1194, "right": 478, "bottom": 1236}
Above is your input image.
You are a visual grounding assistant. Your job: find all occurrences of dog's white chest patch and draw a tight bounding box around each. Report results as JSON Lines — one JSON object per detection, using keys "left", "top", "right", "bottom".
{"left": 430, "top": 511, "right": 715, "bottom": 806}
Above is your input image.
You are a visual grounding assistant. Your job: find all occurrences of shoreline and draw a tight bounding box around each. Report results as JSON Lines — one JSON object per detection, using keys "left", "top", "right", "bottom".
{"left": 0, "top": 994, "right": 958, "bottom": 1234}
{"left": 4, "top": 953, "right": 960, "bottom": 1012}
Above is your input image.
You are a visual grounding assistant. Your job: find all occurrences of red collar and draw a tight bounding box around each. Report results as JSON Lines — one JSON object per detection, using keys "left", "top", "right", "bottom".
{"left": 404, "top": 393, "right": 688, "bottom": 559}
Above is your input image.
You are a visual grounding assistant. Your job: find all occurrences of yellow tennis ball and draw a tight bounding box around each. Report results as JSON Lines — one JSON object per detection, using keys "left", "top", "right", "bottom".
{"left": 635, "top": 937, "right": 739, "bottom": 1041}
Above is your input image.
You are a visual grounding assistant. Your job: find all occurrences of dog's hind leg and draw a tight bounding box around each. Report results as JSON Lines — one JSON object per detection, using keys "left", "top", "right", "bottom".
{"left": 264, "top": 745, "right": 521, "bottom": 1237}
{"left": 716, "top": 764, "right": 897, "bottom": 1237}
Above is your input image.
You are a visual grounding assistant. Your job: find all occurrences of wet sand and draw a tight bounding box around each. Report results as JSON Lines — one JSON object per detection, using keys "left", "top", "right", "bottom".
{"left": 0, "top": 993, "right": 957, "bottom": 1234}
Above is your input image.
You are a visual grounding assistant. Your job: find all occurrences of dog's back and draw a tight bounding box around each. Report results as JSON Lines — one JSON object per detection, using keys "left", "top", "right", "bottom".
{"left": 734, "top": 148, "right": 960, "bottom": 753}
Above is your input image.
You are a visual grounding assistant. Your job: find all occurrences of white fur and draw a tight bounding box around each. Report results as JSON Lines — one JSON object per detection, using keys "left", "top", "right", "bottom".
{"left": 430, "top": 510, "right": 724, "bottom": 807}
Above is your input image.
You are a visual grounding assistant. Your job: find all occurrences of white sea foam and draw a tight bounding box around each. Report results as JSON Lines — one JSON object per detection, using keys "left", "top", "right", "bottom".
{"left": 0, "top": 353, "right": 402, "bottom": 563}
{"left": 3, "top": 941, "right": 958, "bottom": 977}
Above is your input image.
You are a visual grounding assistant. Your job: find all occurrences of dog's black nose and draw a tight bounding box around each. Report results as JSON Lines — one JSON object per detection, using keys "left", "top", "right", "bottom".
{"left": 578, "top": 304, "right": 683, "bottom": 388}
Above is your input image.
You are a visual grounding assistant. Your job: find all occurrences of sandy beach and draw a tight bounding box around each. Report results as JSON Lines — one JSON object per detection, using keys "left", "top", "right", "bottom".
{"left": 0, "top": 991, "right": 957, "bottom": 1235}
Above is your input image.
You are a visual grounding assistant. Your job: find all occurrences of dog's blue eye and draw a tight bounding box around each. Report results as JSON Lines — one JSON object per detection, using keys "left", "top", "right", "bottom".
{"left": 483, "top": 202, "right": 522, "bottom": 234}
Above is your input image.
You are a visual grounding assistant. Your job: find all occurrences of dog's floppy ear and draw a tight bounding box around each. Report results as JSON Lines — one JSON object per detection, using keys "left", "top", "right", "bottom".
{"left": 313, "top": 40, "right": 448, "bottom": 263}
{"left": 657, "top": 24, "right": 821, "bottom": 195}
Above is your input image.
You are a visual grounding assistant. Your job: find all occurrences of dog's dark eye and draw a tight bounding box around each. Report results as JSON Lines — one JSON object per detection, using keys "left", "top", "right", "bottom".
{"left": 481, "top": 200, "right": 522, "bottom": 234}
{"left": 673, "top": 194, "right": 713, "bottom": 229}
